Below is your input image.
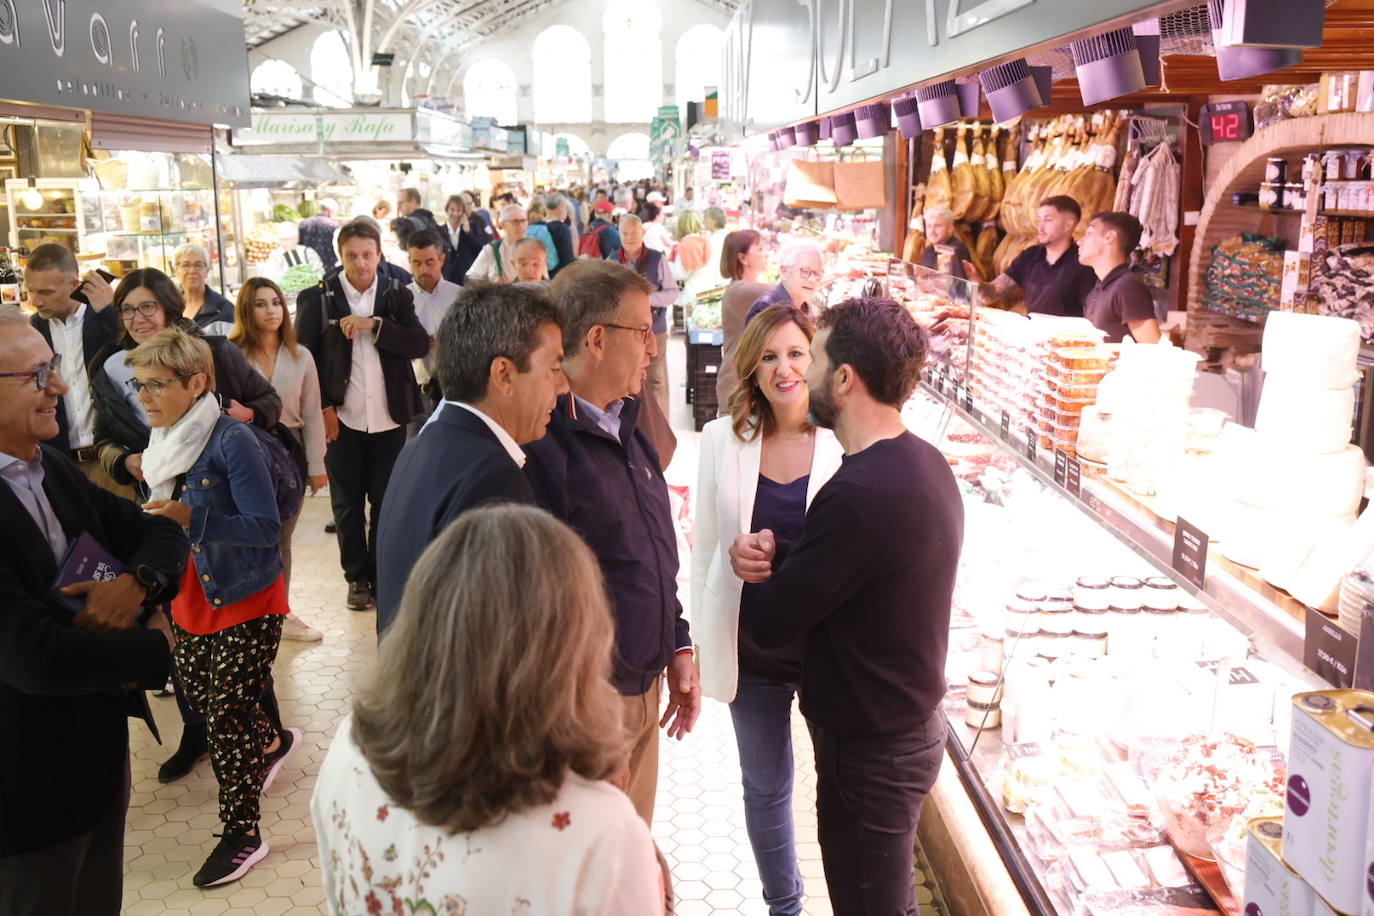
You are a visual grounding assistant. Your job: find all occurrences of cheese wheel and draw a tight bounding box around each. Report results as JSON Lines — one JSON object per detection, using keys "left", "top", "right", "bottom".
{"left": 1254, "top": 382, "right": 1356, "bottom": 454}
{"left": 1232, "top": 443, "right": 1366, "bottom": 516}
{"left": 1288, "top": 507, "right": 1374, "bottom": 612}
{"left": 1258, "top": 512, "right": 1359, "bottom": 591}
{"left": 1261, "top": 312, "right": 1362, "bottom": 390}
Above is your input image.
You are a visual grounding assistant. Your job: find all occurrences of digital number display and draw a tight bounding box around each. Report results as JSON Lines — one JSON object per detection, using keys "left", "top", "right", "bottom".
{"left": 1200, "top": 102, "right": 1253, "bottom": 144}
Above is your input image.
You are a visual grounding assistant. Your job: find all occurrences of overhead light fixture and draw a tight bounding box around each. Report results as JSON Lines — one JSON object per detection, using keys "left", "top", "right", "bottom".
{"left": 830, "top": 111, "right": 858, "bottom": 147}
{"left": 775, "top": 126, "right": 797, "bottom": 149}
{"left": 1215, "top": 0, "right": 1324, "bottom": 49}
{"left": 915, "top": 81, "right": 962, "bottom": 128}
{"left": 957, "top": 82, "right": 982, "bottom": 119}
{"left": 1071, "top": 27, "right": 1151, "bottom": 106}
{"left": 19, "top": 178, "right": 43, "bottom": 211}
{"left": 1208, "top": 0, "right": 1304, "bottom": 79}
{"left": 979, "top": 59, "right": 1045, "bottom": 123}
{"left": 768, "top": 130, "right": 782, "bottom": 151}
{"left": 818, "top": 117, "right": 832, "bottom": 141}
{"left": 892, "top": 94, "right": 922, "bottom": 139}
{"left": 794, "top": 120, "right": 821, "bottom": 147}
{"left": 854, "top": 102, "right": 890, "bottom": 140}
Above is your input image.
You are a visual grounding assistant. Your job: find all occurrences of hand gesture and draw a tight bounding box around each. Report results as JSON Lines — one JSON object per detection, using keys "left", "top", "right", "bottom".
{"left": 339, "top": 315, "right": 375, "bottom": 339}
{"left": 308, "top": 474, "right": 328, "bottom": 494}
{"left": 125, "top": 452, "right": 145, "bottom": 481}
{"left": 143, "top": 499, "right": 192, "bottom": 528}
{"left": 80, "top": 271, "right": 116, "bottom": 309}
{"left": 659, "top": 652, "right": 701, "bottom": 740}
{"left": 68, "top": 573, "right": 148, "bottom": 631}
{"left": 225, "top": 399, "right": 254, "bottom": 423}
{"left": 729, "top": 529, "right": 776, "bottom": 583}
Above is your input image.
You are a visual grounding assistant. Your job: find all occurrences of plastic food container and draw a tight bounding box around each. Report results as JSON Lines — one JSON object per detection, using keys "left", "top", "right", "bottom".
{"left": 1048, "top": 392, "right": 1096, "bottom": 414}
{"left": 1054, "top": 410, "right": 1083, "bottom": 430}
{"left": 1142, "top": 576, "right": 1180, "bottom": 610}
{"left": 1049, "top": 418, "right": 1081, "bottom": 444}
{"left": 1047, "top": 377, "right": 1103, "bottom": 400}
{"left": 1109, "top": 576, "right": 1144, "bottom": 610}
{"left": 1049, "top": 347, "right": 1114, "bottom": 372}
{"left": 1040, "top": 435, "right": 1075, "bottom": 458}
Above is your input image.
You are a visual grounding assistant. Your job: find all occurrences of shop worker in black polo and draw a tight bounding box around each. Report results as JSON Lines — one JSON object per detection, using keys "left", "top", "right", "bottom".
{"left": 730, "top": 297, "right": 964, "bottom": 916}
{"left": 1078, "top": 211, "right": 1162, "bottom": 344}
{"left": 985, "top": 195, "right": 1096, "bottom": 317}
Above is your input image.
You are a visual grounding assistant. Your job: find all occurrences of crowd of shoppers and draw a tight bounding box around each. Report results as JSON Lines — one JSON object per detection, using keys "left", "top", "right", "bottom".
{"left": 0, "top": 176, "right": 976, "bottom": 916}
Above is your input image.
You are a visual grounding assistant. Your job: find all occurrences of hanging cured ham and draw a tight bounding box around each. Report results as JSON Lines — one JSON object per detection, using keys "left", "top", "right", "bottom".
{"left": 950, "top": 124, "right": 977, "bottom": 221}
{"left": 926, "top": 128, "right": 954, "bottom": 215}
{"left": 985, "top": 126, "right": 1007, "bottom": 221}
{"left": 966, "top": 123, "right": 994, "bottom": 222}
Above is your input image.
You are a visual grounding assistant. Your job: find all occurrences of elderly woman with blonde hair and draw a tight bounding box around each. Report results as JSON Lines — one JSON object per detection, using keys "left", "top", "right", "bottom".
{"left": 312, "top": 504, "right": 664, "bottom": 915}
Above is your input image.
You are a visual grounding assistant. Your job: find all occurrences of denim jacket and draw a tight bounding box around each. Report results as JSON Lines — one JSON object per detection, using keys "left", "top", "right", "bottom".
{"left": 178, "top": 415, "right": 282, "bottom": 608}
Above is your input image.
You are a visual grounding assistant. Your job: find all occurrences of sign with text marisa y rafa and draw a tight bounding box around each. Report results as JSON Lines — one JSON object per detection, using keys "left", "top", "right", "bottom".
{"left": 0, "top": 0, "right": 251, "bottom": 127}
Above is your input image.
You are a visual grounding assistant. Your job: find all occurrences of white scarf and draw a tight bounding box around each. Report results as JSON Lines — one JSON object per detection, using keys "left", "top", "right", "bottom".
{"left": 142, "top": 393, "right": 221, "bottom": 501}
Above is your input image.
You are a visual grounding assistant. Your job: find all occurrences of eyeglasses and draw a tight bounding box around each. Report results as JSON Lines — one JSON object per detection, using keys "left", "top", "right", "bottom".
{"left": 792, "top": 267, "right": 823, "bottom": 282}
{"left": 119, "top": 301, "right": 163, "bottom": 321}
{"left": 602, "top": 323, "right": 653, "bottom": 345}
{"left": 0, "top": 355, "right": 62, "bottom": 390}
{"left": 176, "top": 261, "right": 209, "bottom": 271}
{"left": 127, "top": 375, "right": 193, "bottom": 396}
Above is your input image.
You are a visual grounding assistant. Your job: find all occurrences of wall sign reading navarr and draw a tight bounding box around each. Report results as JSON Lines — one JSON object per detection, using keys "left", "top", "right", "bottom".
{"left": 0, "top": 0, "right": 250, "bottom": 127}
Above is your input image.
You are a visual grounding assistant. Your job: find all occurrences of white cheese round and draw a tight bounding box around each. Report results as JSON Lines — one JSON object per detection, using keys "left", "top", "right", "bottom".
{"left": 1254, "top": 383, "right": 1356, "bottom": 454}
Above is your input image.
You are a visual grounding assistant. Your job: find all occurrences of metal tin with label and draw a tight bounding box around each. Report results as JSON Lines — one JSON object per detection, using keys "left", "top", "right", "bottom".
{"left": 1245, "top": 817, "right": 1316, "bottom": 916}
{"left": 1282, "top": 690, "right": 1374, "bottom": 914}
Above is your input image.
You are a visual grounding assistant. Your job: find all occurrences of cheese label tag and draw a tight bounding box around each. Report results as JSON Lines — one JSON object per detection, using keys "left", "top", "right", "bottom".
{"left": 1065, "top": 454, "right": 1081, "bottom": 497}
{"left": 1054, "top": 448, "right": 1068, "bottom": 486}
{"left": 1171, "top": 518, "right": 1208, "bottom": 589}
{"left": 999, "top": 410, "right": 1011, "bottom": 442}
{"left": 1304, "top": 608, "right": 1357, "bottom": 688}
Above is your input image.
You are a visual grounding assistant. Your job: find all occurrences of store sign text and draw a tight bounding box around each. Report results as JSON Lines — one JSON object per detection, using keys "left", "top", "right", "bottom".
{"left": 0, "top": 0, "right": 249, "bottom": 125}
{"left": 237, "top": 112, "right": 415, "bottom": 146}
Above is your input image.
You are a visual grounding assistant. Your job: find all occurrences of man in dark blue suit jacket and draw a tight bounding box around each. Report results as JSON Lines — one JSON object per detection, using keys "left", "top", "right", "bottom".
{"left": 374, "top": 282, "right": 569, "bottom": 634}
{"left": 22, "top": 244, "right": 123, "bottom": 489}
{"left": 0, "top": 312, "right": 188, "bottom": 915}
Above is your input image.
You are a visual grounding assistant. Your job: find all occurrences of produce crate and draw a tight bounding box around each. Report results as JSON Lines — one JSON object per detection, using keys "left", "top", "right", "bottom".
{"left": 687, "top": 340, "right": 723, "bottom": 425}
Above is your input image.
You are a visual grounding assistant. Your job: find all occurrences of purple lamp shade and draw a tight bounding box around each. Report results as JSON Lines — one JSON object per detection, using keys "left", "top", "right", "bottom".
{"left": 830, "top": 111, "right": 858, "bottom": 147}
{"left": 957, "top": 83, "right": 982, "bottom": 119}
{"left": 768, "top": 130, "right": 781, "bottom": 151}
{"left": 980, "top": 59, "right": 1045, "bottom": 123}
{"left": 1208, "top": 0, "right": 1305, "bottom": 79}
{"left": 893, "top": 95, "right": 923, "bottom": 139}
{"left": 1137, "top": 34, "right": 1162, "bottom": 87}
{"left": 916, "top": 81, "right": 962, "bottom": 128}
{"left": 855, "top": 102, "right": 890, "bottom": 140}
{"left": 1214, "top": 0, "right": 1324, "bottom": 49}
{"left": 794, "top": 120, "right": 821, "bottom": 146}
{"left": 1071, "top": 28, "right": 1147, "bottom": 106}
{"left": 819, "top": 116, "right": 832, "bottom": 140}
{"left": 775, "top": 126, "right": 797, "bottom": 149}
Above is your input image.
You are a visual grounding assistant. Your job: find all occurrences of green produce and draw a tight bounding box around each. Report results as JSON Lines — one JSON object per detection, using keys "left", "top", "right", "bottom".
{"left": 272, "top": 204, "right": 302, "bottom": 222}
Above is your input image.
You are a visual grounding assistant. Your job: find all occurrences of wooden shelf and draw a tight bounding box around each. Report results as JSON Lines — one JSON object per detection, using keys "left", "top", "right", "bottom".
{"left": 1222, "top": 202, "right": 1303, "bottom": 215}
{"left": 1321, "top": 209, "right": 1374, "bottom": 218}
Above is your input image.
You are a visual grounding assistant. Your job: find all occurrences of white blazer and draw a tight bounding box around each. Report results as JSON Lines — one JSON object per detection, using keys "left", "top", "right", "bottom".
{"left": 690, "top": 415, "right": 845, "bottom": 703}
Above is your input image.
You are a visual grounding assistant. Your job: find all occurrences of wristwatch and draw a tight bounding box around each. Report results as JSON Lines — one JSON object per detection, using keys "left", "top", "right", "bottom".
{"left": 131, "top": 564, "right": 164, "bottom": 602}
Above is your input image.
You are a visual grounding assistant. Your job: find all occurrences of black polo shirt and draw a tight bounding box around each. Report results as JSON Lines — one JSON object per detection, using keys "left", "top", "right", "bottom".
{"left": 919, "top": 239, "right": 972, "bottom": 281}
{"left": 1005, "top": 242, "right": 1095, "bottom": 317}
{"left": 1085, "top": 263, "right": 1157, "bottom": 343}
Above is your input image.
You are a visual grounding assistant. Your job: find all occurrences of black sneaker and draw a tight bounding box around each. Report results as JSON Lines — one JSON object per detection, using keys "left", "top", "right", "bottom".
{"left": 158, "top": 724, "right": 208, "bottom": 784}
{"left": 192, "top": 830, "right": 269, "bottom": 887}
{"left": 346, "top": 581, "right": 374, "bottom": 610}
{"left": 324, "top": 521, "right": 336, "bottom": 534}
{"left": 262, "top": 726, "right": 302, "bottom": 792}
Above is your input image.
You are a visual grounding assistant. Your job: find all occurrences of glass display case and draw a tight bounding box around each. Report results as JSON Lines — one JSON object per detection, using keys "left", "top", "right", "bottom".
{"left": 5, "top": 178, "right": 100, "bottom": 254}
{"left": 903, "top": 354, "right": 1332, "bottom": 916}
{"left": 87, "top": 151, "right": 219, "bottom": 279}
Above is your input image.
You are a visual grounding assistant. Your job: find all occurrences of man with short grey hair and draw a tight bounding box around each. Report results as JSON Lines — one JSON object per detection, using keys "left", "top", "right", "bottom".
{"left": 373, "top": 283, "right": 567, "bottom": 634}
{"left": 540, "top": 193, "right": 577, "bottom": 278}
{"left": 21, "top": 244, "right": 126, "bottom": 494}
{"left": 466, "top": 204, "right": 529, "bottom": 283}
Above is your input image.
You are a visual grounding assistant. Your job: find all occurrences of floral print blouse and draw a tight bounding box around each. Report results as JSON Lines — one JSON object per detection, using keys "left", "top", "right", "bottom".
{"left": 311, "top": 716, "right": 663, "bottom": 915}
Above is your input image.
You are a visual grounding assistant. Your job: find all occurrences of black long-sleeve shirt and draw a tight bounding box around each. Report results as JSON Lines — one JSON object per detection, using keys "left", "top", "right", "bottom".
{"left": 752, "top": 432, "right": 964, "bottom": 738}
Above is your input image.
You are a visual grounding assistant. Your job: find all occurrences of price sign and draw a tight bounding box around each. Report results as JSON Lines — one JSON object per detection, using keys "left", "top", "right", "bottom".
{"left": 1024, "top": 426, "right": 1037, "bottom": 462}
{"left": 710, "top": 150, "right": 732, "bottom": 180}
{"left": 1199, "top": 101, "right": 1254, "bottom": 145}
{"left": 1171, "top": 517, "right": 1209, "bottom": 589}
{"left": 999, "top": 410, "right": 1011, "bottom": 442}
{"left": 1064, "top": 453, "right": 1081, "bottom": 497}
{"left": 1304, "top": 608, "right": 1358, "bottom": 689}
{"left": 1053, "top": 448, "right": 1068, "bottom": 486}
{"left": 963, "top": 387, "right": 974, "bottom": 414}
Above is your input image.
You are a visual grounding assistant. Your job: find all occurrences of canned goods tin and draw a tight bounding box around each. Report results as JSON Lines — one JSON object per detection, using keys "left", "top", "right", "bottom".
{"left": 1244, "top": 818, "right": 1315, "bottom": 916}
{"left": 1265, "top": 158, "right": 1288, "bottom": 183}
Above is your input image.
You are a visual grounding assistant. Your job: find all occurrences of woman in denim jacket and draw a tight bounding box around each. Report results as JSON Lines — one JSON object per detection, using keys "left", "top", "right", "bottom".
{"left": 132, "top": 327, "right": 295, "bottom": 889}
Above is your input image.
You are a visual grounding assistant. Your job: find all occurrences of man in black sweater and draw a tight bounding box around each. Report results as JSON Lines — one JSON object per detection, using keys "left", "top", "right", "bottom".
{"left": 731, "top": 297, "right": 964, "bottom": 916}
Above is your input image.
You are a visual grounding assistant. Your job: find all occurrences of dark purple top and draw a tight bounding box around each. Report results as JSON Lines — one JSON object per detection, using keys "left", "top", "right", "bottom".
{"left": 739, "top": 474, "right": 809, "bottom": 683}
{"left": 745, "top": 283, "right": 810, "bottom": 328}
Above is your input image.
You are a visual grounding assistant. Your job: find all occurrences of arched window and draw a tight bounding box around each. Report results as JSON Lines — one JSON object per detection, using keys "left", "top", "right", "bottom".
{"left": 608, "top": 131, "right": 654, "bottom": 180}
{"left": 674, "top": 25, "right": 724, "bottom": 112}
{"left": 554, "top": 132, "right": 592, "bottom": 158}
{"left": 603, "top": 0, "right": 662, "bottom": 123}
{"left": 463, "top": 58, "right": 518, "bottom": 126}
{"left": 532, "top": 26, "right": 592, "bottom": 124}
{"left": 250, "top": 59, "right": 304, "bottom": 101}
{"left": 310, "top": 30, "right": 354, "bottom": 108}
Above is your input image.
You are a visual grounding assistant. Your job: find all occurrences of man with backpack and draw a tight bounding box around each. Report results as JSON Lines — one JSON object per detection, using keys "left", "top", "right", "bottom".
{"left": 466, "top": 204, "right": 530, "bottom": 283}
{"left": 295, "top": 219, "right": 430, "bottom": 612}
{"left": 579, "top": 200, "right": 622, "bottom": 262}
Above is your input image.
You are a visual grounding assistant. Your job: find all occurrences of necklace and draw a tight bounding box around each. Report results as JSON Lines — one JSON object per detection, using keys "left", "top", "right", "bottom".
{"left": 779, "top": 430, "right": 811, "bottom": 441}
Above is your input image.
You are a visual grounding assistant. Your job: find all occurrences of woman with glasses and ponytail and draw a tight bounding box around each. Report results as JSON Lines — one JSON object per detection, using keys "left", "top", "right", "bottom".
{"left": 86, "top": 267, "right": 293, "bottom": 788}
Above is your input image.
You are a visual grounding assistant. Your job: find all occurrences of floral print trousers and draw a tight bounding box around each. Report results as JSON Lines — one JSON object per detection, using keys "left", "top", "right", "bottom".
{"left": 172, "top": 614, "right": 285, "bottom": 832}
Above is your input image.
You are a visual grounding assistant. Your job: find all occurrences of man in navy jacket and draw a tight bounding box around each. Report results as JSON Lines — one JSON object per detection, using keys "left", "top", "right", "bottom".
{"left": 0, "top": 311, "right": 186, "bottom": 915}
{"left": 523, "top": 260, "right": 700, "bottom": 827}
{"left": 374, "top": 283, "right": 567, "bottom": 633}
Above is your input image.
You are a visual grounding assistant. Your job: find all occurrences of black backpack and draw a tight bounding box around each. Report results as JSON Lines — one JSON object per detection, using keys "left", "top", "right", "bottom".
{"left": 241, "top": 421, "right": 306, "bottom": 523}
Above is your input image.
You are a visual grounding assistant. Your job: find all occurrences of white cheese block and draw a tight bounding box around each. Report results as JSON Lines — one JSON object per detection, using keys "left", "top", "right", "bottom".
{"left": 1289, "top": 507, "right": 1374, "bottom": 612}
{"left": 1255, "top": 383, "right": 1356, "bottom": 454}
{"left": 1233, "top": 443, "right": 1367, "bottom": 516}
{"left": 1261, "top": 311, "right": 1362, "bottom": 390}
{"left": 1258, "top": 512, "right": 1359, "bottom": 591}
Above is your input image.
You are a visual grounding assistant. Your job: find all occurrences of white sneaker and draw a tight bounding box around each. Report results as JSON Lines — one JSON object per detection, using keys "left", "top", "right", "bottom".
{"left": 281, "top": 613, "right": 323, "bottom": 642}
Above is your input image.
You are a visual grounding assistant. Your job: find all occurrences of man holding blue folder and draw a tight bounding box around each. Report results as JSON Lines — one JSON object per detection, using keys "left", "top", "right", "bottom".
{"left": 0, "top": 309, "right": 189, "bottom": 916}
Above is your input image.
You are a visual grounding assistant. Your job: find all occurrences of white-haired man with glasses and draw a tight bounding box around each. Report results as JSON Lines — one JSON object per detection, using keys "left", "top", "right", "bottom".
{"left": 0, "top": 306, "right": 186, "bottom": 916}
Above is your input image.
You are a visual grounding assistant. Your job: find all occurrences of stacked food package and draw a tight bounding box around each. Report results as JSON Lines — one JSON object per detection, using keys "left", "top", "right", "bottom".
{"left": 1309, "top": 243, "right": 1374, "bottom": 341}
{"left": 1203, "top": 234, "right": 1285, "bottom": 323}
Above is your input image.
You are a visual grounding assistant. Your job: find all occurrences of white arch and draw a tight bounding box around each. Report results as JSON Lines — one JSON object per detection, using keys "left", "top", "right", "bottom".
{"left": 310, "top": 30, "right": 354, "bottom": 108}
{"left": 674, "top": 24, "right": 724, "bottom": 112}
{"left": 532, "top": 25, "right": 592, "bottom": 124}
{"left": 463, "top": 58, "right": 518, "bottom": 125}
{"left": 250, "top": 59, "right": 304, "bottom": 101}
{"left": 554, "top": 132, "right": 592, "bottom": 157}
{"left": 606, "top": 131, "right": 651, "bottom": 160}
{"left": 603, "top": 0, "right": 662, "bottom": 123}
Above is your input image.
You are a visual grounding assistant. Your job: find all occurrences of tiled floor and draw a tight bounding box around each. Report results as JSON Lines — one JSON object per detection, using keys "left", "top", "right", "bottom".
{"left": 118, "top": 338, "right": 941, "bottom": 915}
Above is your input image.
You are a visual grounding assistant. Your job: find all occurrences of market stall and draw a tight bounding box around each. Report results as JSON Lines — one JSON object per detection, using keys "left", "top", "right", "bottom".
{"left": 719, "top": 0, "right": 1374, "bottom": 912}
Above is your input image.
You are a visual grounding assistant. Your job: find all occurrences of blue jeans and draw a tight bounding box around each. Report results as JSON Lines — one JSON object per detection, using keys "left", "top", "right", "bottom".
{"left": 728, "top": 671, "right": 805, "bottom": 916}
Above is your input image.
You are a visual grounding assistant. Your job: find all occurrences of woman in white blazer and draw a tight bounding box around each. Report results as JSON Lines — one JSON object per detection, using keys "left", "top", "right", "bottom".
{"left": 691, "top": 304, "right": 843, "bottom": 916}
